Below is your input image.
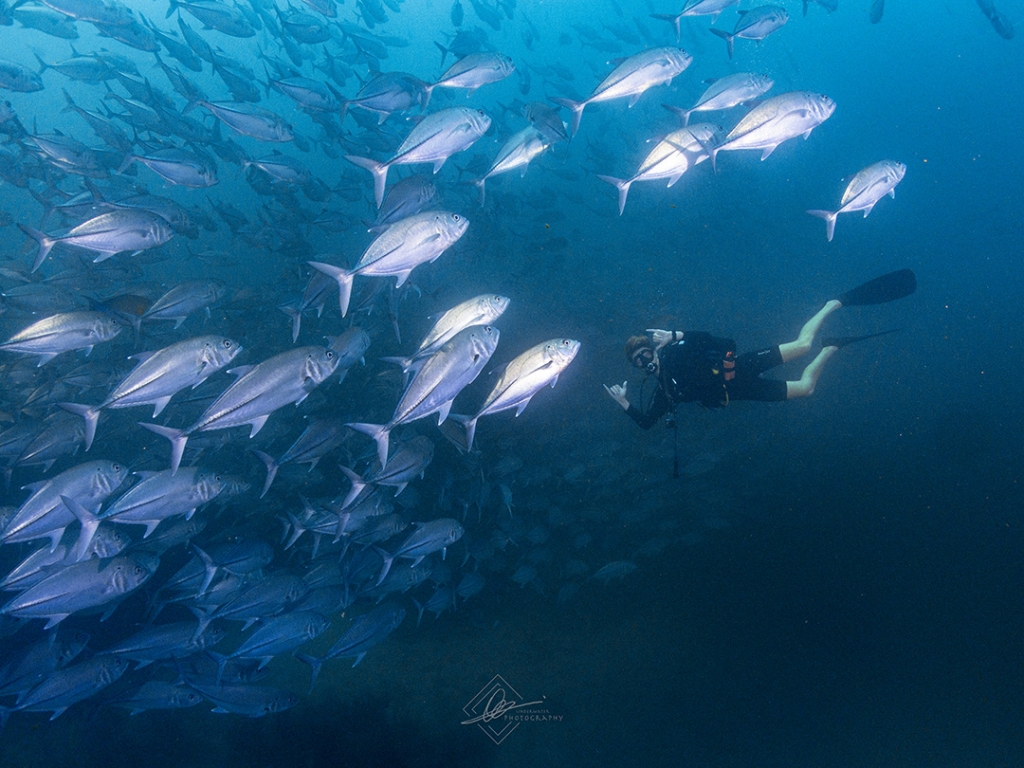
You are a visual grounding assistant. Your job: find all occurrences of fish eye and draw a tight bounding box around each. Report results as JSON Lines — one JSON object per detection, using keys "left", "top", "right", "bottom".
{"left": 223, "top": 339, "right": 232, "bottom": 348}
{"left": 325, "top": 350, "right": 335, "bottom": 359}
{"left": 112, "top": 463, "right": 122, "bottom": 472}
{"left": 452, "top": 214, "right": 460, "bottom": 221}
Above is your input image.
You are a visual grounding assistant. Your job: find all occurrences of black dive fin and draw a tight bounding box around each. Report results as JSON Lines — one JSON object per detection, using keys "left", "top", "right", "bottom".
{"left": 837, "top": 269, "right": 916, "bottom": 306}
{"left": 822, "top": 329, "right": 899, "bottom": 349}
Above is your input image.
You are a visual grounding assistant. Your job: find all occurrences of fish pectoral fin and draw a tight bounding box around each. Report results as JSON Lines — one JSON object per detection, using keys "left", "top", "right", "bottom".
{"left": 888, "top": 188, "right": 896, "bottom": 199}
{"left": 151, "top": 396, "right": 173, "bottom": 417}
{"left": 431, "top": 158, "right": 447, "bottom": 174}
{"left": 760, "top": 145, "right": 778, "bottom": 161}
{"left": 437, "top": 400, "right": 453, "bottom": 424}
{"left": 515, "top": 398, "right": 532, "bottom": 416}
{"left": 249, "top": 414, "right": 271, "bottom": 437}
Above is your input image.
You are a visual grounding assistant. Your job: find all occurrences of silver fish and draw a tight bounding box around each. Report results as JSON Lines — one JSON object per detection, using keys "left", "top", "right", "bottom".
{"left": 348, "top": 325, "right": 499, "bottom": 467}
{"left": 197, "top": 101, "right": 293, "bottom": 142}
{"left": 710, "top": 5, "right": 790, "bottom": 59}
{"left": 382, "top": 293, "right": 509, "bottom": 376}
{"left": 807, "top": 160, "right": 906, "bottom": 241}
{"left": 455, "top": 338, "right": 580, "bottom": 451}
{"left": 0, "top": 311, "right": 121, "bottom": 366}
{"left": 59, "top": 335, "right": 241, "bottom": 450}
{"left": 665, "top": 72, "right": 774, "bottom": 126}
{"left": 598, "top": 123, "right": 718, "bottom": 215}
{"left": 142, "top": 346, "right": 339, "bottom": 473}
{"left": 426, "top": 52, "right": 516, "bottom": 96}
{"left": 706, "top": 90, "right": 836, "bottom": 169}
{"left": 473, "top": 126, "right": 551, "bottom": 205}
{"left": 309, "top": 211, "right": 469, "bottom": 317}
{"left": 19, "top": 209, "right": 174, "bottom": 272}
{"left": 651, "top": 0, "right": 740, "bottom": 41}
{"left": 551, "top": 47, "right": 693, "bottom": 137}
{"left": 345, "top": 107, "right": 491, "bottom": 207}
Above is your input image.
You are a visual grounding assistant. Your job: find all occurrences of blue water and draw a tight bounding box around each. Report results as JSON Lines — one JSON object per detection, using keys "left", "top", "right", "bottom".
{"left": 1, "top": 0, "right": 1022, "bottom": 766}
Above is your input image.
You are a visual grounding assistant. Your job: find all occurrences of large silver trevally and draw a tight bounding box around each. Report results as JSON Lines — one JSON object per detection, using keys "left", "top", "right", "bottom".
{"left": 18, "top": 209, "right": 174, "bottom": 272}
{"left": 345, "top": 107, "right": 491, "bottom": 207}
{"left": 472, "top": 126, "right": 551, "bottom": 205}
{"left": 425, "top": 52, "right": 515, "bottom": 97}
{"left": 651, "top": 0, "right": 740, "bottom": 41}
{"left": 1, "top": 460, "right": 128, "bottom": 550}
{"left": 383, "top": 293, "right": 509, "bottom": 376}
{"left": 142, "top": 346, "right": 339, "bottom": 473}
{"left": 709, "top": 5, "right": 790, "bottom": 59}
{"left": 665, "top": 72, "right": 774, "bottom": 126}
{"left": 453, "top": 338, "right": 580, "bottom": 451}
{"left": 59, "top": 336, "right": 241, "bottom": 450}
{"left": 0, "top": 551, "right": 158, "bottom": 629}
{"left": 0, "top": 311, "right": 122, "bottom": 366}
{"left": 551, "top": 47, "right": 693, "bottom": 137}
{"left": 598, "top": 123, "right": 719, "bottom": 215}
{"left": 706, "top": 91, "right": 836, "bottom": 170}
{"left": 807, "top": 160, "right": 907, "bottom": 241}
{"left": 309, "top": 211, "right": 468, "bottom": 317}
{"left": 349, "top": 325, "right": 499, "bottom": 467}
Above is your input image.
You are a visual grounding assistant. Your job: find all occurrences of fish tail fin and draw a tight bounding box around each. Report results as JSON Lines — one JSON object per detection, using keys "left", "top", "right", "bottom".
{"left": 308, "top": 260, "right": 354, "bottom": 318}
{"left": 208, "top": 651, "right": 227, "bottom": 685}
{"left": 373, "top": 545, "right": 395, "bottom": 585}
{"left": 165, "top": 0, "right": 179, "bottom": 19}
{"left": 337, "top": 465, "right": 367, "bottom": 509}
{"left": 252, "top": 449, "right": 279, "bottom": 499}
{"left": 138, "top": 422, "right": 188, "bottom": 474}
{"left": 34, "top": 52, "right": 49, "bottom": 74}
{"left": 549, "top": 97, "right": 584, "bottom": 138}
{"left": 344, "top": 154, "right": 388, "bottom": 208}
{"left": 57, "top": 402, "right": 101, "bottom": 451}
{"left": 346, "top": 422, "right": 389, "bottom": 468}
{"left": 434, "top": 40, "right": 449, "bottom": 68}
{"left": 279, "top": 304, "right": 301, "bottom": 343}
{"left": 295, "top": 653, "right": 323, "bottom": 693}
{"left": 17, "top": 223, "right": 54, "bottom": 273}
{"left": 116, "top": 154, "right": 137, "bottom": 175}
{"left": 451, "top": 414, "right": 478, "bottom": 453}
{"left": 709, "top": 28, "right": 735, "bottom": 59}
{"left": 649, "top": 13, "right": 682, "bottom": 42}
{"left": 596, "top": 175, "right": 632, "bottom": 216}
{"left": 661, "top": 103, "right": 691, "bottom": 126}
{"left": 61, "top": 495, "right": 101, "bottom": 563}
{"left": 806, "top": 209, "right": 838, "bottom": 242}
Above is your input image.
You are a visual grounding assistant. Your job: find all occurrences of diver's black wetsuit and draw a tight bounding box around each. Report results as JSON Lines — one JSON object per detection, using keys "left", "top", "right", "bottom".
{"left": 626, "top": 332, "right": 789, "bottom": 430}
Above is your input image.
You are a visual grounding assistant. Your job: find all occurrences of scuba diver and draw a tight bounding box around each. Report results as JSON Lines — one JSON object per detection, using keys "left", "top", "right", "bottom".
{"left": 605, "top": 270, "right": 916, "bottom": 429}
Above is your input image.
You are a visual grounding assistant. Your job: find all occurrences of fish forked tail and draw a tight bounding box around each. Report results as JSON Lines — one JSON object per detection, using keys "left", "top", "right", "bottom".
{"left": 17, "top": 223, "right": 55, "bottom": 273}
{"left": 708, "top": 28, "right": 735, "bottom": 59}
{"left": 650, "top": 12, "right": 683, "bottom": 42}
{"left": 295, "top": 653, "right": 324, "bottom": 694}
{"left": 344, "top": 154, "right": 389, "bottom": 208}
{"left": 337, "top": 465, "right": 368, "bottom": 510}
{"left": 138, "top": 422, "right": 188, "bottom": 474}
{"left": 251, "top": 449, "right": 279, "bottom": 499}
{"left": 450, "top": 413, "right": 479, "bottom": 453}
{"left": 279, "top": 304, "right": 302, "bottom": 343}
{"left": 549, "top": 97, "right": 585, "bottom": 138}
{"left": 308, "top": 260, "right": 355, "bottom": 319}
{"left": 662, "top": 103, "right": 692, "bottom": 127}
{"left": 806, "top": 209, "right": 838, "bottom": 242}
{"left": 57, "top": 402, "right": 101, "bottom": 451}
{"left": 596, "top": 174, "right": 633, "bottom": 216}
{"left": 60, "top": 495, "right": 101, "bottom": 564}
{"left": 373, "top": 544, "right": 395, "bottom": 586}
{"left": 346, "top": 422, "right": 391, "bottom": 469}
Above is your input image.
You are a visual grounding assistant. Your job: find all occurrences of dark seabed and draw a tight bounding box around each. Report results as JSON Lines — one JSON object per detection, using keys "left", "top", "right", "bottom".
{"left": 1, "top": 0, "right": 1023, "bottom": 766}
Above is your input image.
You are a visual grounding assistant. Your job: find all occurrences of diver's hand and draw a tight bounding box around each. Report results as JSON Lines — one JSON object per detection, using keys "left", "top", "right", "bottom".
{"left": 604, "top": 381, "right": 630, "bottom": 410}
{"left": 646, "top": 329, "right": 681, "bottom": 349}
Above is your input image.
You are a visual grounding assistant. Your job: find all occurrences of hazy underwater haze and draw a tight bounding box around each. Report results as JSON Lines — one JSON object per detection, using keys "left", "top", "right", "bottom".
{"left": 0, "top": 0, "right": 1022, "bottom": 766}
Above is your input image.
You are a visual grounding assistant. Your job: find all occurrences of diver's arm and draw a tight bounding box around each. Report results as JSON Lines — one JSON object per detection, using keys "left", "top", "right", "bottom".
{"left": 647, "top": 329, "right": 684, "bottom": 350}
{"left": 626, "top": 385, "right": 671, "bottom": 430}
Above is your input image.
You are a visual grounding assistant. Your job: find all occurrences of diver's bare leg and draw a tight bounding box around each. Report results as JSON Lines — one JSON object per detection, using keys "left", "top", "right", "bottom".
{"left": 786, "top": 346, "right": 837, "bottom": 399}
{"left": 779, "top": 300, "right": 842, "bottom": 363}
